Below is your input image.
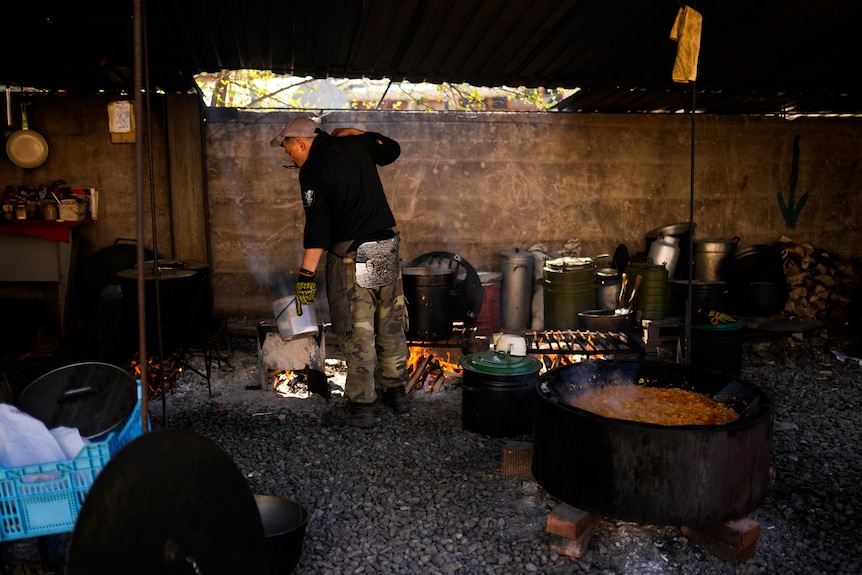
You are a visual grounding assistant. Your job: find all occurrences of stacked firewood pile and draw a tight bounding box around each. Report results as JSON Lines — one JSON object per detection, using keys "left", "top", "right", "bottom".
{"left": 406, "top": 352, "right": 462, "bottom": 394}
{"left": 777, "top": 236, "right": 862, "bottom": 323}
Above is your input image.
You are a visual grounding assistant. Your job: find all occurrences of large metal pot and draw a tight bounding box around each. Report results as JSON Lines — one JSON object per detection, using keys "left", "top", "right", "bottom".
{"left": 402, "top": 266, "right": 455, "bottom": 340}
{"left": 532, "top": 360, "right": 773, "bottom": 526}
{"left": 117, "top": 266, "right": 201, "bottom": 351}
{"left": 16, "top": 362, "right": 137, "bottom": 439}
{"left": 693, "top": 237, "right": 740, "bottom": 281}
{"left": 726, "top": 244, "right": 789, "bottom": 316}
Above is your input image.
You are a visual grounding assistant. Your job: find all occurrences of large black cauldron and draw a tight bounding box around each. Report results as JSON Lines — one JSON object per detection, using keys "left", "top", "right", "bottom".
{"left": 532, "top": 360, "right": 773, "bottom": 526}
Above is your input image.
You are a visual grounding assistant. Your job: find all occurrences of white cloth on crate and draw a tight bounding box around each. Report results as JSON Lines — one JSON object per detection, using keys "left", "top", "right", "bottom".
{"left": 669, "top": 5, "right": 703, "bottom": 83}
{"left": 0, "top": 403, "right": 86, "bottom": 468}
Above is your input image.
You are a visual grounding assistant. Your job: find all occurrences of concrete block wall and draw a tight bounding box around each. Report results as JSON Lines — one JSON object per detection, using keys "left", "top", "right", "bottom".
{"left": 2, "top": 96, "right": 859, "bottom": 325}
{"left": 206, "top": 110, "right": 861, "bottom": 319}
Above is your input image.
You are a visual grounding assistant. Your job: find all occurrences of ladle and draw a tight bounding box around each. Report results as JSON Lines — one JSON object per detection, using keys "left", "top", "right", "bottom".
{"left": 621, "top": 274, "right": 643, "bottom": 313}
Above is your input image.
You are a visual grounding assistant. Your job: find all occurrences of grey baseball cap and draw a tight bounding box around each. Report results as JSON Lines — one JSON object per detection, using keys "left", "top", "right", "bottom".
{"left": 269, "top": 117, "right": 323, "bottom": 147}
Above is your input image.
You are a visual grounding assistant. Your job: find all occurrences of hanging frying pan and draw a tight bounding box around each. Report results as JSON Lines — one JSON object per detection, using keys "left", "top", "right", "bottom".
{"left": 6, "top": 98, "right": 48, "bottom": 169}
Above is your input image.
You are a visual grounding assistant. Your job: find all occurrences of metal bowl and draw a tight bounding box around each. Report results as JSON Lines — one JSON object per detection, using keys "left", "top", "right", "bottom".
{"left": 255, "top": 495, "right": 309, "bottom": 575}
{"left": 576, "top": 309, "right": 634, "bottom": 332}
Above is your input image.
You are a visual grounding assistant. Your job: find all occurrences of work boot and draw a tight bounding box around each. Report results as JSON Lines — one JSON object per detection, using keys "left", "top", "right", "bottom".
{"left": 323, "top": 401, "right": 374, "bottom": 428}
{"left": 381, "top": 386, "right": 409, "bottom": 415}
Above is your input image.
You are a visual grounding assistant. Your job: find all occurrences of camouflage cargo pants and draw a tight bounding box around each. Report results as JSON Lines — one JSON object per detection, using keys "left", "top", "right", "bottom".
{"left": 336, "top": 254, "right": 409, "bottom": 403}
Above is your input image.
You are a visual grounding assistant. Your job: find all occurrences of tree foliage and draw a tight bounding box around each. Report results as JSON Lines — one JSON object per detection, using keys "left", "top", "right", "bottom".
{"left": 196, "top": 71, "right": 572, "bottom": 111}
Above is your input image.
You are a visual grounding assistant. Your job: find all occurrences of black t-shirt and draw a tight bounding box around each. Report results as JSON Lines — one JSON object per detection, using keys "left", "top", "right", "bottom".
{"left": 298, "top": 131, "right": 400, "bottom": 250}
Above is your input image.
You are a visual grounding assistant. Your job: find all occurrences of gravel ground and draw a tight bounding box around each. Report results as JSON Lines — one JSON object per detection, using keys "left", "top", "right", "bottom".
{"left": 3, "top": 327, "right": 861, "bottom": 574}
{"left": 147, "top": 328, "right": 861, "bottom": 575}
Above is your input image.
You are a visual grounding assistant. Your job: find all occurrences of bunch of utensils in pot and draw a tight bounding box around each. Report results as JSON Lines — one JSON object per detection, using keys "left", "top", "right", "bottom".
{"left": 617, "top": 272, "right": 643, "bottom": 313}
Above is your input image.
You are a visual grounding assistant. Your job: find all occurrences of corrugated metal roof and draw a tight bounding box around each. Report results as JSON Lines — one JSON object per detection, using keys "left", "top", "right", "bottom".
{"left": 2, "top": 0, "right": 860, "bottom": 114}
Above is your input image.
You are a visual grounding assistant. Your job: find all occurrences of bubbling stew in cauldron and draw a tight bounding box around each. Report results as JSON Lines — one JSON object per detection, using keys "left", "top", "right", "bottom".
{"left": 567, "top": 382, "right": 740, "bottom": 426}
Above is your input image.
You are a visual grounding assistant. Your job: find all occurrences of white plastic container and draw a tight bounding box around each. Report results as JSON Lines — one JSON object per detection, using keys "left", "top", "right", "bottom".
{"left": 272, "top": 297, "right": 318, "bottom": 340}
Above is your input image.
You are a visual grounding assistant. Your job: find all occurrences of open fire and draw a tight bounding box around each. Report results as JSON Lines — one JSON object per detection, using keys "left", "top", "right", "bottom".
{"left": 131, "top": 352, "right": 186, "bottom": 397}
{"left": 406, "top": 347, "right": 463, "bottom": 393}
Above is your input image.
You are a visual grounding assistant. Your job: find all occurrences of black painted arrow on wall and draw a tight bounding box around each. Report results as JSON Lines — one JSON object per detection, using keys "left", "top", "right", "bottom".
{"left": 778, "top": 135, "right": 809, "bottom": 229}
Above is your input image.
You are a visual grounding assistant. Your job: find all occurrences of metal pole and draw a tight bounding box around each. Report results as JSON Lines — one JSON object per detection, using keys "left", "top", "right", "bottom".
{"left": 133, "top": 0, "right": 149, "bottom": 433}
{"left": 684, "top": 80, "right": 696, "bottom": 364}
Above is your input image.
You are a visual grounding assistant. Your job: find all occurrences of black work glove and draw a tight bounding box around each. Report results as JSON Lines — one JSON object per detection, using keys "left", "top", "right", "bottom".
{"left": 295, "top": 268, "right": 317, "bottom": 316}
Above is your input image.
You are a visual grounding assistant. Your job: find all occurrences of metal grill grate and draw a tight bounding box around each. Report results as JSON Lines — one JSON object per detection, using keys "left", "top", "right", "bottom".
{"left": 522, "top": 329, "right": 643, "bottom": 358}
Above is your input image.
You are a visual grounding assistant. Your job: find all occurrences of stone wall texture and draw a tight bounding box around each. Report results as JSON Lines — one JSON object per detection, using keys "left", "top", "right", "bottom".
{"left": 2, "top": 95, "right": 859, "bottom": 323}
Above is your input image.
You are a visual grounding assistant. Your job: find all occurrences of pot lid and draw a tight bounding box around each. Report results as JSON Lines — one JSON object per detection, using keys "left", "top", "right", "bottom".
{"left": 461, "top": 350, "right": 543, "bottom": 375}
{"left": 500, "top": 248, "right": 533, "bottom": 263}
{"left": 545, "top": 256, "right": 594, "bottom": 271}
{"left": 116, "top": 267, "right": 198, "bottom": 281}
{"left": 693, "top": 319, "right": 744, "bottom": 331}
{"left": 65, "top": 428, "right": 269, "bottom": 574}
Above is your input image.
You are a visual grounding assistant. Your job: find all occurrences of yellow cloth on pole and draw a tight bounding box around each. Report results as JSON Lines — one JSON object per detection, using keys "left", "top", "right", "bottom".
{"left": 669, "top": 6, "right": 703, "bottom": 83}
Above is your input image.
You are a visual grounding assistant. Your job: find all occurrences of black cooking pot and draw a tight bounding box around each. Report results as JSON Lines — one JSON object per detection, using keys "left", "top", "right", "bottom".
{"left": 461, "top": 348, "right": 543, "bottom": 437}
{"left": 726, "top": 244, "right": 789, "bottom": 316}
{"left": 117, "top": 266, "right": 201, "bottom": 351}
{"left": 402, "top": 266, "right": 455, "bottom": 341}
{"left": 532, "top": 360, "right": 773, "bottom": 526}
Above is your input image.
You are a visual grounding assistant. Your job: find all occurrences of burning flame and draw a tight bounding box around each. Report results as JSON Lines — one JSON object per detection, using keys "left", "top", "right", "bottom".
{"left": 407, "top": 347, "right": 463, "bottom": 393}
{"left": 131, "top": 353, "right": 185, "bottom": 397}
{"left": 268, "top": 369, "right": 314, "bottom": 398}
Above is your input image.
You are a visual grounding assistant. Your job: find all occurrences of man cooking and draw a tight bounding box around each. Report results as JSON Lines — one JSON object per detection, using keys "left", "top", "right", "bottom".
{"left": 270, "top": 116, "right": 410, "bottom": 428}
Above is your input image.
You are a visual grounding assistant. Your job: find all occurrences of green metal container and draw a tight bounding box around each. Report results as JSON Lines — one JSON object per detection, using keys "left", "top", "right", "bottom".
{"left": 624, "top": 262, "right": 668, "bottom": 320}
{"left": 543, "top": 257, "right": 596, "bottom": 330}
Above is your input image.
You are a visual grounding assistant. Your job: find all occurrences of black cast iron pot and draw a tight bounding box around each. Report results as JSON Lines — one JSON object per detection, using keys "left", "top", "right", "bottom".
{"left": 531, "top": 360, "right": 773, "bottom": 526}
{"left": 461, "top": 348, "right": 543, "bottom": 437}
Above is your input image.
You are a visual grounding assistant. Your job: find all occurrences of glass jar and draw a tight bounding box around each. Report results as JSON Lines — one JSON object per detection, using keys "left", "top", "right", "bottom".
{"left": 43, "top": 203, "right": 58, "bottom": 221}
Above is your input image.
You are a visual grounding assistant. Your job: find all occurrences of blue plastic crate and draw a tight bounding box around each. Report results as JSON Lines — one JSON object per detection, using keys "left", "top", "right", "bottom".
{"left": 0, "top": 381, "right": 145, "bottom": 541}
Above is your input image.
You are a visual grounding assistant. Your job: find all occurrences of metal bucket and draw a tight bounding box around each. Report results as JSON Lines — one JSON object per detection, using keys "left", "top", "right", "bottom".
{"left": 543, "top": 257, "right": 596, "bottom": 330}
{"left": 499, "top": 250, "right": 533, "bottom": 333}
{"left": 693, "top": 237, "right": 739, "bottom": 281}
{"left": 272, "top": 296, "right": 318, "bottom": 340}
{"left": 475, "top": 271, "right": 502, "bottom": 336}
{"left": 595, "top": 268, "right": 621, "bottom": 311}
{"left": 402, "top": 267, "right": 455, "bottom": 340}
